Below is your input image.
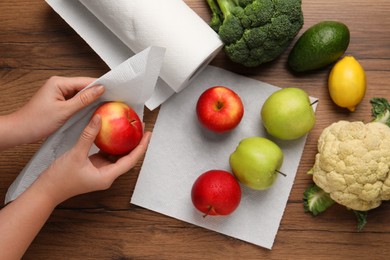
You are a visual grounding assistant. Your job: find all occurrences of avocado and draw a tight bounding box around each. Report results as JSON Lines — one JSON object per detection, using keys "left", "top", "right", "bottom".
{"left": 288, "top": 21, "right": 350, "bottom": 72}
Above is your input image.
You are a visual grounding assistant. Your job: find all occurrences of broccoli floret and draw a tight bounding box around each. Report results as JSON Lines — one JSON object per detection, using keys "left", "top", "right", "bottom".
{"left": 213, "top": 0, "right": 244, "bottom": 44}
{"left": 238, "top": 0, "right": 274, "bottom": 28}
{"left": 370, "top": 97, "right": 390, "bottom": 127}
{"left": 206, "top": 0, "right": 304, "bottom": 67}
{"left": 224, "top": 38, "right": 250, "bottom": 64}
{"left": 273, "top": 0, "right": 304, "bottom": 22}
{"left": 303, "top": 184, "right": 335, "bottom": 216}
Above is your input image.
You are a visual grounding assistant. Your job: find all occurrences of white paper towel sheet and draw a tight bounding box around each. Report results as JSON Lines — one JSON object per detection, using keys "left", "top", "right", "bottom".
{"left": 5, "top": 46, "right": 165, "bottom": 203}
{"left": 46, "top": 0, "right": 223, "bottom": 110}
{"left": 131, "top": 66, "right": 318, "bottom": 249}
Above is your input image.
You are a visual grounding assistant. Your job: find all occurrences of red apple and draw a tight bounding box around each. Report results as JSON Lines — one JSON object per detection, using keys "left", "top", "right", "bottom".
{"left": 92, "top": 101, "right": 143, "bottom": 155}
{"left": 191, "top": 170, "right": 241, "bottom": 216}
{"left": 196, "top": 86, "right": 244, "bottom": 133}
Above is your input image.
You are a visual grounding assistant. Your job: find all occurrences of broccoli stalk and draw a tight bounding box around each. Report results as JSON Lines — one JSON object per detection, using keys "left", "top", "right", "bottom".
{"left": 214, "top": 0, "right": 238, "bottom": 19}
{"left": 206, "top": 0, "right": 223, "bottom": 32}
{"left": 208, "top": 0, "right": 244, "bottom": 45}
{"left": 206, "top": 0, "right": 304, "bottom": 67}
{"left": 370, "top": 97, "right": 390, "bottom": 127}
{"left": 206, "top": 0, "right": 239, "bottom": 33}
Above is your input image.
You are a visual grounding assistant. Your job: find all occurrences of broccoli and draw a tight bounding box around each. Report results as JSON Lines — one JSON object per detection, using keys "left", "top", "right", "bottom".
{"left": 206, "top": 0, "right": 304, "bottom": 67}
{"left": 370, "top": 97, "right": 390, "bottom": 127}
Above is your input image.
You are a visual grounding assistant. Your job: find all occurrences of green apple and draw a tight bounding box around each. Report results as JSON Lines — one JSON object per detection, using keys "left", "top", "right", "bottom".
{"left": 261, "top": 88, "right": 316, "bottom": 140}
{"left": 229, "top": 137, "right": 284, "bottom": 190}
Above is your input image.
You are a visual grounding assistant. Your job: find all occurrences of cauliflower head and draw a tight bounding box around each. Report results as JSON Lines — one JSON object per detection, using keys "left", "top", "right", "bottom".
{"left": 312, "top": 120, "right": 390, "bottom": 211}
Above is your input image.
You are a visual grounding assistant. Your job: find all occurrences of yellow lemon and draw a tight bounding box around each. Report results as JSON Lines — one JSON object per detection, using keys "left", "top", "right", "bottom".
{"left": 328, "top": 56, "right": 366, "bottom": 111}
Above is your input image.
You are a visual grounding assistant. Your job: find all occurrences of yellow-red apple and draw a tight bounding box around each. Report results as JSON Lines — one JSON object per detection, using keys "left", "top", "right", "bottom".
{"left": 196, "top": 86, "right": 244, "bottom": 133}
{"left": 92, "top": 101, "right": 143, "bottom": 155}
{"left": 191, "top": 170, "right": 241, "bottom": 216}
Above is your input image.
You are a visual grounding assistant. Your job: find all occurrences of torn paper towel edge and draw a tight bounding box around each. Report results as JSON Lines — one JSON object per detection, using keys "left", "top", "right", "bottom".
{"left": 45, "top": 0, "right": 173, "bottom": 110}
{"left": 45, "top": 0, "right": 223, "bottom": 110}
{"left": 5, "top": 46, "right": 165, "bottom": 204}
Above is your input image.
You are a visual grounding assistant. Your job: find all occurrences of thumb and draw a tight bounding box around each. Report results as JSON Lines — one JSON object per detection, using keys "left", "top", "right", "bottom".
{"left": 67, "top": 85, "right": 105, "bottom": 114}
{"left": 75, "top": 114, "right": 101, "bottom": 155}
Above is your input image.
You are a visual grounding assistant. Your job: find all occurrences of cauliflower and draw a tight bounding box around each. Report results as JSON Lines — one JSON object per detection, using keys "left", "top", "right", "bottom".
{"left": 312, "top": 120, "right": 390, "bottom": 211}
{"left": 303, "top": 98, "right": 390, "bottom": 231}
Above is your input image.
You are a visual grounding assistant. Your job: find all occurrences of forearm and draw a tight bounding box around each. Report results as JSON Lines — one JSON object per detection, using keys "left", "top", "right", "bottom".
{"left": 0, "top": 112, "right": 34, "bottom": 151}
{"left": 0, "top": 177, "right": 58, "bottom": 259}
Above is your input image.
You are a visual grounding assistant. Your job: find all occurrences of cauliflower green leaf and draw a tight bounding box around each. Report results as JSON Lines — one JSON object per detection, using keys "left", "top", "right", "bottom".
{"left": 370, "top": 97, "right": 390, "bottom": 127}
{"left": 303, "top": 184, "right": 335, "bottom": 216}
{"left": 353, "top": 210, "right": 368, "bottom": 232}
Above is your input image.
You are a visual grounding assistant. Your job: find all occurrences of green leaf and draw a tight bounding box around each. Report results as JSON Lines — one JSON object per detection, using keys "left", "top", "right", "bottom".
{"left": 370, "top": 97, "right": 390, "bottom": 127}
{"left": 303, "top": 184, "right": 335, "bottom": 216}
{"left": 353, "top": 210, "right": 368, "bottom": 232}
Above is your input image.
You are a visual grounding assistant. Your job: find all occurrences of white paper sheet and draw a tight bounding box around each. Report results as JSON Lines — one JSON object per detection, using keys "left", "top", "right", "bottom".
{"left": 45, "top": 0, "right": 223, "bottom": 110}
{"left": 5, "top": 46, "right": 165, "bottom": 203}
{"left": 131, "top": 66, "right": 318, "bottom": 249}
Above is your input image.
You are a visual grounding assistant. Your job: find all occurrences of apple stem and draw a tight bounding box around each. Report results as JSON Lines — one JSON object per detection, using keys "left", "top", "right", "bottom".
{"left": 203, "top": 206, "right": 213, "bottom": 218}
{"left": 216, "top": 100, "right": 224, "bottom": 110}
{"left": 310, "top": 100, "right": 319, "bottom": 106}
{"left": 276, "top": 170, "right": 287, "bottom": 177}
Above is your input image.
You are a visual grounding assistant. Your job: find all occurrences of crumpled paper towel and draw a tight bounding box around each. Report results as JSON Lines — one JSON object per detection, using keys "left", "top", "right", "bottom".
{"left": 45, "top": 0, "right": 223, "bottom": 110}
{"left": 5, "top": 46, "right": 165, "bottom": 203}
{"left": 131, "top": 66, "right": 318, "bottom": 249}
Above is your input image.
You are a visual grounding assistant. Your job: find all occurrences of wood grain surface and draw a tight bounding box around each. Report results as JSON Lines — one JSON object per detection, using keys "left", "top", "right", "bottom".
{"left": 1, "top": 0, "right": 389, "bottom": 259}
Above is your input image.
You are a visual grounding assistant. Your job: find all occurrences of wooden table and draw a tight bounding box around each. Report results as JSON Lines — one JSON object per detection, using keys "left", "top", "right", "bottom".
{"left": 1, "top": 0, "right": 389, "bottom": 259}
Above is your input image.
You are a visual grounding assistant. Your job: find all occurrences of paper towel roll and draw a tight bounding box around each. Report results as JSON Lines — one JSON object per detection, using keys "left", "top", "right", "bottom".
{"left": 78, "top": 0, "right": 223, "bottom": 93}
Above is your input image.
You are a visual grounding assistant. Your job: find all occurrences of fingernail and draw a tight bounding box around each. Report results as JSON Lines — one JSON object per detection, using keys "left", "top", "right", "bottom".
{"left": 93, "top": 85, "right": 105, "bottom": 95}
{"left": 90, "top": 114, "right": 101, "bottom": 128}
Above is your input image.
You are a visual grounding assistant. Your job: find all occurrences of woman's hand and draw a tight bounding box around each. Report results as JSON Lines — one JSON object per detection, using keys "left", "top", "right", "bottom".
{"left": 15, "top": 76, "right": 104, "bottom": 143}
{"left": 0, "top": 114, "right": 151, "bottom": 259}
{"left": 36, "top": 114, "right": 152, "bottom": 204}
